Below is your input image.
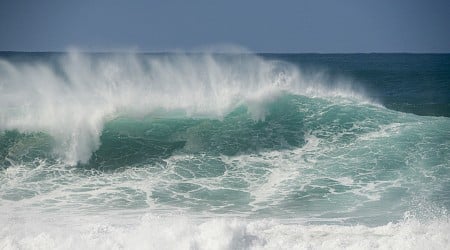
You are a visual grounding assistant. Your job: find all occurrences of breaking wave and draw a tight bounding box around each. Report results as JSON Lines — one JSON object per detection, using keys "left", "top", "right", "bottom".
{"left": 0, "top": 52, "right": 368, "bottom": 165}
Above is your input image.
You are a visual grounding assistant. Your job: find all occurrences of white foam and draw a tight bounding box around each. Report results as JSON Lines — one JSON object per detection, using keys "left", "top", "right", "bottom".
{"left": 0, "top": 51, "right": 372, "bottom": 165}
{"left": 357, "top": 123, "right": 406, "bottom": 141}
{"left": 1, "top": 213, "right": 449, "bottom": 250}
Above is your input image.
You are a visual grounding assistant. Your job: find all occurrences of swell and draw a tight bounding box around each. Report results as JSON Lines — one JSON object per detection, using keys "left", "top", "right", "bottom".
{"left": 0, "top": 52, "right": 370, "bottom": 165}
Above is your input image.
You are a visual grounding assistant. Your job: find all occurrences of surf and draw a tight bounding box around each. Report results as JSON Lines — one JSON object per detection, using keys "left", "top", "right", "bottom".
{"left": 1, "top": 52, "right": 450, "bottom": 249}
{"left": 0, "top": 51, "right": 370, "bottom": 165}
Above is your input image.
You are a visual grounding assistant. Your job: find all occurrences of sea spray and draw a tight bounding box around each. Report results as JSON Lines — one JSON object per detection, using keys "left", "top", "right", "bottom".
{"left": 0, "top": 52, "right": 368, "bottom": 164}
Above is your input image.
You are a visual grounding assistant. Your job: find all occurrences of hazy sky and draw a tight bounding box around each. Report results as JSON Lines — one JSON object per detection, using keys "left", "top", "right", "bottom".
{"left": 1, "top": 0, "right": 449, "bottom": 52}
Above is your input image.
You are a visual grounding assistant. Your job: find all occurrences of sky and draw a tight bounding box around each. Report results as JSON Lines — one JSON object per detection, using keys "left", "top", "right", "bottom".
{"left": 0, "top": 0, "right": 449, "bottom": 53}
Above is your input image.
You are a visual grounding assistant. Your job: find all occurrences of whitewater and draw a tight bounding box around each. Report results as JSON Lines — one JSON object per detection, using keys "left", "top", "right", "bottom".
{"left": 0, "top": 52, "right": 449, "bottom": 249}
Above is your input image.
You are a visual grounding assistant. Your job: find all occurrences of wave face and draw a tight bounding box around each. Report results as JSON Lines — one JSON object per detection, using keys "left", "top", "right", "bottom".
{"left": 1, "top": 52, "right": 449, "bottom": 249}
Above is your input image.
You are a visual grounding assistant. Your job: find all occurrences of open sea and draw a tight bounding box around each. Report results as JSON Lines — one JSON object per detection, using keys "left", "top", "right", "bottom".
{"left": 0, "top": 52, "right": 449, "bottom": 249}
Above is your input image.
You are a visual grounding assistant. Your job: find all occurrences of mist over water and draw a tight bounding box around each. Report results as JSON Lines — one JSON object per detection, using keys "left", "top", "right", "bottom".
{"left": 0, "top": 52, "right": 449, "bottom": 249}
{"left": 0, "top": 52, "right": 367, "bottom": 165}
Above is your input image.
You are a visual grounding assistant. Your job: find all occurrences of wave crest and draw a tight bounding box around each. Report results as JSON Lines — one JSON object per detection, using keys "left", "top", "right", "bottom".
{"left": 0, "top": 51, "right": 369, "bottom": 164}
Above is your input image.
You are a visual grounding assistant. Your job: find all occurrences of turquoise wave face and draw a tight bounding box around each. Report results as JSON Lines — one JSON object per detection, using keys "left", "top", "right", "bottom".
{"left": 1, "top": 94, "right": 449, "bottom": 225}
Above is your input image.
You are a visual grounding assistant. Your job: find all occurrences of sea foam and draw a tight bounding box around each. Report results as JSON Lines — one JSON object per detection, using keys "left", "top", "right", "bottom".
{"left": 1, "top": 214, "right": 449, "bottom": 250}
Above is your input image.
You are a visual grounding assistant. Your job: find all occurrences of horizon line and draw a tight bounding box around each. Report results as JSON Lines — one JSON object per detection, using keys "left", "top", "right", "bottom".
{"left": 1, "top": 50, "right": 449, "bottom": 55}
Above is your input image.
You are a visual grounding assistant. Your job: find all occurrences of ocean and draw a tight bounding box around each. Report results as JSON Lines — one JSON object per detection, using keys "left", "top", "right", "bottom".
{"left": 0, "top": 52, "right": 449, "bottom": 249}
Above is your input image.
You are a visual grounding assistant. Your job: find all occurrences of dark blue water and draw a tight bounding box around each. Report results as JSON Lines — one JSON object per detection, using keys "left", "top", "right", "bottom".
{"left": 262, "top": 53, "right": 450, "bottom": 117}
